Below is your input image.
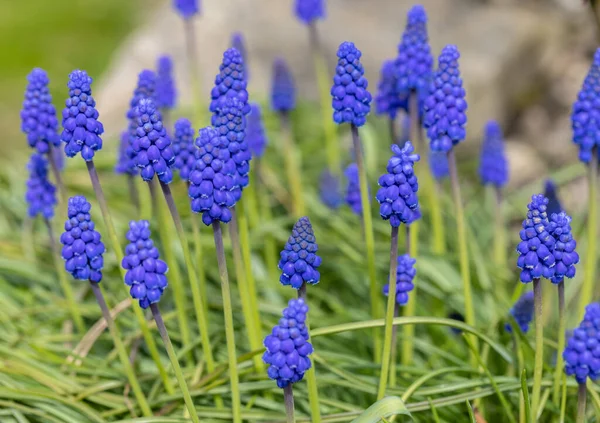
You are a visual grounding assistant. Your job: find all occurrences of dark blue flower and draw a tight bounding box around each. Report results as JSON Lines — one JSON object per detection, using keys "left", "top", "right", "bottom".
{"left": 319, "top": 169, "right": 343, "bottom": 209}
{"left": 21, "top": 68, "right": 60, "bottom": 153}
{"left": 271, "top": 58, "right": 296, "bottom": 113}
{"left": 544, "top": 179, "right": 563, "bottom": 216}
{"left": 230, "top": 32, "right": 248, "bottom": 81}
{"left": 563, "top": 303, "right": 600, "bottom": 384}
{"left": 479, "top": 120, "right": 508, "bottom": 187}
{"left": 247, "top": 103, "right": 267, "bottom": 158}
{"left": 344, "top": 163, "right": 363, "bottom": 215}
{"left": 376, "top": 141, "right": 421, "bottom": 227}
{"left": 331, "top": 42, "right": 372, "bottom": 127}
{"left": 516, "top": 194, "right": 556, "bottom": 283}
{"left": 375, "top": 59, "right": 401, "bottom": 119}
{"left": 61, "top": 70, "right": 104, "bottom": 161}
{"left": 132, "top": 98, "right": 175, "bottom": 183}
{"left": 172, "top": 118, "right": 196, "bottom": 181}
{"left": 429, "top": 150, "right": 449, "bottom": 180}
{"left": 278, "top": 217, "right": 322, "bottom": 289}
{"left": 25, "top": 153, "right": 56, "bottom": 219}
{"left": 295, "top": 0, "right": 325, "bottom": 24}
{"left": 122, "top": 220, "right": 169, "bottom": 309}
{"left": 548, "top": 212, "right": 579, "bottom": 284}
{"left": 505, "top": 291, "right": 534, "bottom": 333}
{"left": 571, "top": 48, "right": 600, "bottom": 163}
{"left": 210, "top": 48, "right": 250, "bottom": 115}
{"left": 156, "top": 56, "right": 176, "bottom": 111}
{"left": 383, "top": 254, "right": 417, "bottom": 306}
{"left": 263, "top": 298, "right": 313, "bottom": 388}
{"left": 423, "top": 45, "right": 468, "bottom": 152}
{"left": 173, "top": 0, "right": 199, "bottom": 18}
{"left": 128, "top": 70, "right": 157, "bottom": 121}
{"left": 115, "top": 131, "right": 138, "bottom": 176}
{"left": 60, "top": 196, "right": 105, "bottom": 283}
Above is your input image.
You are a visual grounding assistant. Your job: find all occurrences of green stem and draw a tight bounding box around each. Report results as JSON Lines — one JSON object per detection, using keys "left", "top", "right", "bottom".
{"left": 402, "top": 221, "right": 418, "bottom": 366}
{"left": 89, "top": 281, "right": 152, "bottom": 416}
{"left": 377, "top": 225, "right": 399, "bottom": 400}
{"left": 186, "top": 181, "right": 209, "bottom": 321}
{"left": 86, "top": 160, "right": 174, "bottom": 395}
{"left": 531, "top": 278, "right": 544, "bottom": 419}
{"left": 388, "top": 116, "right": 398, "bottom": 145}
{"left": 45, "top": 218, "right": 85, "bottom": 333}
{"left": 284, "top": 384, "right": 296, "bottom": 423}
{"left": 280, "top": 113, "right": 305, "bottom": 217}
{"left": 244, "top": 171, "right": 261, "bottom": 229}
{"left": 579, "top": 153, "right": 597, "bottom": 317}
{"left": 389, "top": 306, "right": 399, "bottom": 387}
{"left": 127, "top": 174, "right": 140, "bottom": 217}
{"left": 430, "top": 180, "right": 446, "bottom": 255}
{"left": 559, "top": 374, "right": 567, "bottom": 423}
{"left": 553, "top": 280, "right": 566, "bottom": 405}
{"left": 150, "top": 303, "right": 200, "bottom": 423}
{"left": 256, "top": 160, "right": 279, "bottom": 282}
{"left": 212, "top": 221, "right": 242, "bottom": 423}
{"left": 577, "top": 383, "right": 587, "bottom": 423}
{"left": 351, "top": 124, "right": 381, "bottom": 363}
{"left": 184, "top": 18, "right": 206, "bottom": 127}
{"left": 493, "top": 186, "right": 506, "bottom": 268}
{"left": 48, "top": 148, "right": 67, "bottom": 204}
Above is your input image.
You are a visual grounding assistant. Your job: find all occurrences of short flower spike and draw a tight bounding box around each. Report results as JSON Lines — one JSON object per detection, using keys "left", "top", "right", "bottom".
{"left": 376, "top": 141, "right": 421, "bottom": 227}
{"left": 423, "top": 45, "right": 468, "bottom": 152}
{"left": 295, "top": 0, "right": 325, "bottom": 24}
{"left": 25, "top": 153, "right": 56, "bottom": 219}
{"left": 271, "top": 58, "right": 296, "bottom": 113}
{"left": 548, "top": 212, "right": 579, "bottom": 284}
{"left": 60, "top": 196, "right": 105, "bottom": 283}
{"left": 171, "top": 118, "right": 196, "bottom": 181}
{"left": 544, "top": 179, "right": 563, "bottom": 216}
{"left": 505, "top": 291, "right": 534, "bottom": 333}
{"left": 115, "top": 131, "right": 137, "bottom": 176}
{"left": 375, "top": 59, "right": 400, "bottom": 119}
{"left": 331, "top": 42, "right": 372, "bottom": 127}
{"left": 516, "top": 194, "right": 556, "bottom": 282}
{"left": 278, "top": 217, "right": 322, "bottom": 289}
{"left": 479, "top": 120, "right": 508, "bottom": 187}
{"left": 173, "top": 0, "right": 199, "bottom": 19}
{"left": 429, "top": 149, "right": 449, "bottom": 180}
{"left": 344, "top": 163, "right": 363, "bottom": 215}
{"left": 230, "top": 33, "right": 248, "bottom": 81}
{"left": 563, "top": 303, "right": 600, "bottom": 384}
{"left": 156, "top": 56, "right": 177, "bottom": 111}
{"left": 21, "top": 68, "right": 60, "bottom": 153}
{"left": 210, "top": 48, "right": 250, "bottom": 114}
{"left": 263, "top": 298, "right": 313, "bottom": 388}
{"left": 383, "top": 254, "right": 416, "bottom": 306}
{"left": 61, "top": 70, "right": 104, "bottom": 161}
{"left": 247, "top": 103, "right": 267, "bottom": 158}
{"left": 319, "top": 169, "right": 343, "bottom": 209}
{"left": 122, "top": 220, "right": 169, "bottom": 308}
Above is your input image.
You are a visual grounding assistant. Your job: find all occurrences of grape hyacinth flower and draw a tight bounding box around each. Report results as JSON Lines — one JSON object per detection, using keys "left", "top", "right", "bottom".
{"left": 278, "top": 217, "right": 322, "bottom": 290}
{"left": 479, "top": 120, "right": 508, "bottom": 187}
{"left": 505, "top": 291, "right": 534, "bottom": 333}
{"left": 230, "top": 33, "right": 248, "bottom": 81}
{"left": 319, "top": 169, "right": 343, "bottom": 209}
{"left": 60, "top": 196, "right": 105, "bottom": 283}
{"left": 128, "top": 70, "right": 157, "bottom": 121}
{"left": 271, "top": 58, "right": 296, "bottom": 113}
{"left": 25, "top": 154, "right": 57, "bottom": 220}
{"left": 21, "top": 68, "right": 60, "bottom": 153}
{"left": 383, "top": 254, "right": 416, "bottom": 306}
{"left": 171, "top": 118, "right": 196, "bottom": 181}
{"left": 429, "top": 149, "right": 449, "bottom": 180}
{"left": 544, "top": 179, "right": 563, "bottom": 216}
{"left": 210, "top": 48, "right": 250, "bottom": 114}
{"left": 345, "top": 163, "right": 363, "bottom": 215}
{"left": 115, "top": 131, "right": 138, "bottom": 176}
{"left": 247, "top": 103, "right": 267, "bottom": 158}
{"left": 173, "top": 0, "right": 199, "bottom": 18}
{"left": 549, "top": 212, "right": 579, "bottom": 284}
{"left": 295, "top": 0, "right": 325, "bottom": 25}
{"left": 376, "top": 60, "right": 400, "bottom": 119}
{"left": 61, "top": 70, "right": 104, "bottom": 161}
{"left": 156, "top": 56, "right": 177, "bottom": 111}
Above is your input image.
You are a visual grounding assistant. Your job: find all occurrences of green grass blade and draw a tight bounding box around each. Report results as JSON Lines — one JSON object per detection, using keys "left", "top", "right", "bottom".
{"left": 350, "top": 396, "right": 412, "bottom": 423}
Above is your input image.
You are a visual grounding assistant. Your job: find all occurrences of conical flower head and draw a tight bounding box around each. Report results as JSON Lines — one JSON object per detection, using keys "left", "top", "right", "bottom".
{"left": 544, "top": 179, "right": 563, "bottom": 216}
{"left": 173, "top": 0, "right": 199, "bottom": 18}
{"left": 295, "top": 0, "right": 325, "bottom": 24}
{"left": 479, "top": 120, "right": 508, "bottom": 187}
{"left": 548, "top": 212, "right": 579, "bottom": 284}
{"left": 375, "top": 59, "right": 401, "bottom": 119}
{"left": 21, "top": 68, "right": 60, "bottom": 153}
{"left": 331, "top": 42, "right": 372, "bottom": 127}
{"left": 505, "top": 291, "right": 534, "bottom": 333}
{"left": 429, "top": 149, "right": 449, "bottom": 180}
{"left": 516, "top": 194, "right": 556, "bottom": 282}
{"left": 115, "top": 131, "right": 137, "bottom": 175}
{"left": 172, "top": 118, "right": 196, "bottom": 181}
{"left": 247, "top": 103, "right": 267, "bottom": 158}
{"left": 61, "top": 70, "right": 104, "bottom": 160}
{"left": 344, "top": 163, "right": 363, "bottom": 215}
{"left": 394, "top": 5, "right": 433, "bottom": 116}
{"left": 25, "top": 153, "right": 56, "bottom": 219}
{"left": 132, "top": 98, "right": 175, "bottom": 183}
{"left": 271, "top": 58, "right": 296, "bottom": 113}
{"left": 376, "top": 141, "right": 421, "bottom": 227}
{"left": 278, "top": 217, "right": 322, "bottom": 289}
{"left": 122, "top": 220, "right": 169, "bottom": 309}
{"left": 210, "top": 48, "right": 250, "bottom": 114}
{"left": 319, "top": 169, "right": 343, "bottom": 209}
{"left": 230, "top": 33, "right": 248, "bottom": 82}
{"left": 156, "top": 56, "right": 176, "bottom": 110}
{"left": 571, "top": 48, "right": 600, "bottom": 163}
{"left": 60, "top": 196, "right": 105, "bottom": 283}
{"left": 128, "top": 70, "right": 157, "bottom": 119}
{"left": 563, "top": 303, "right": 600, "bottom": 384}
{"left": 263, "top": 298, "right": 313, "bottom": 388}
{"left": 423, "top": 45, "right": 468, "bottom": 152}
{"left": 383, "top": 254, "right": 417, "bottom": 306}
{"left": 188, "top": 126, "right": 237, "bottom": 225}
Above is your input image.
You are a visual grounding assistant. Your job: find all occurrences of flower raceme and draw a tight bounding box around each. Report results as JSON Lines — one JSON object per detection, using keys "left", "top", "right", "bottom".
{"left": 247, "top": 103, "right": 267, "bottom": 158}
{"left": 344, "top": 163, "right": 363, "bottom": 215}
{"left": 548, "top": 211, "right": 579, "bottom": 283}
{"left": 278, "top": 217, "right": 322, "bottom": 289}
{"left": 563, "top": 303, "right": 600, "bottom": 384}
{"left": 210, "top": 48, "right": 250, "bottom": 114}
{"left": 21, "top": 68, "right": 60, "bottom": 153}
{"left": 319, "top": 169, "right": 343, "bottom": 209}
{"left": 505, "top": 291, "right": 534, "bottom": 333}
{"left": 25, "top": 153, "right": 56, "bottom": 219}
{"left": 375, "top": 60, "right": 400, "bottom": 119}
{"left": 271, "top": 58, "right": 296, "bottom": 113}
{"left": 156, "top": 56, "right": 177, "bottom": 111}
{"left": 479, "top": 120, "right": 508, "bottom": 188}
{"left": 115, "top": 131, "right": 137, "bottom": 176}
{"left": 383, "top": 254, "right": 417, "bottom": 306}
{"left": 230, "top": 33, "right": 248, "bottom": 81}
{"left": 173, "top": 0, "right": 199, "bottom": 19}
{"left": 294, "top": 0, "right": 324, "bottom": 25}
{"left": 544, "top": 179, "right": 563, "bottom": 216}
{"left": 172, "top": 118, "right": 196, "bottom": 181}
{"left": 429, "top": 150, "right": 449, "bottom": 180}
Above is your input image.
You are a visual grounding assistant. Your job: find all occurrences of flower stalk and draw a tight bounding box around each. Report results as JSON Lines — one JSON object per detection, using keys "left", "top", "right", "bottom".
{"left": 531, "top": 278, "right": 543, "bottom": 419}
{"left": 577, "top": 383, "right": 587, "bottom": 423}
{"left": 579, "top": 150, "right": 598, "bottom": 317}
{"left": 279, "top": 113, "right": 305, "bottom": 217}
{"left": 553, "top": 280, "right": 566, "bottom": 405}
{"left": 284, "top": 385, "right": 296, "bottom": 423}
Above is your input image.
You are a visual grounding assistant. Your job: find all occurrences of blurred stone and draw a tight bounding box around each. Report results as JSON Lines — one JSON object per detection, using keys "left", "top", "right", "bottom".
{"left": 505, "top": 140, "right": 546, "bottom": 189}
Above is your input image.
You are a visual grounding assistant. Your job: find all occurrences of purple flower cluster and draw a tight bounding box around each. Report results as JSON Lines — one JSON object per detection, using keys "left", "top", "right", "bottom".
{"left": 21, "top": 68, "right": 60, "bottom": 153}
{"left": 319, "top": 169, "right": 343, "bottom": 209}
{"left": 263, "top": 298, "right": 313, "bottom": 388}
{"left": 60, "top": 196, "right": 105, "bottom": 283}
{"left": 429, "top": 150, "right": 449, "bottom": 180}
{"left": 548, "top": 212, "right": 579, "bottom": 284}
{"left": 294, "top": 0, "right": 325, "bottom": 24}
{"left": 271, "top": 58, "right": 296, "bottom": 113}
{"left": 210, "top": 48, "right": 250, "bottom": 114}
{"left": 230, "top": 33, "right": 248, "bottom": 81}
{"left": 156, "top": 56, "right": 176, "bottom": 111}
{"left": 61, "top": 70, "right": 104, "bottom": 161}
{"left": 173, "top": 0, "right": 199, "bottom": 18}
{"left": 331, "top": 42, "right": 372, "bottom": 127}
{"left": 505, "top": 291, "right": 534, "bottom": 333}
{"left": 247, "top": 104, "right": 267, "bottom": 158}
{"left": 544, "top": 179, "right": 562, "bottom": 216}
{"left": 25, "top": 153, "right": 56, "bottom": 219}
{"left": 278, "top": 217, "right": 322, "bottom": 289}
{"left": 115, "top": 131, "right": 137, "bottom": 176}
{"left": 344, "top": 163, "right": 362, "bottom": 215}
{"left": 383, "top": 254, "right": 416, "bottom": 306}
{"left": 564, "top": 303, "right": 600, "bottom": 384}
{"left": 172, "top": 118, "right": 196, "bottom": 181}
{"left": 376, "top": 141, "right": 420, "bottom": 227}
{"left": 479, "top": 120, "right": 508, "bottom": 187}
{"left": 375, "top": 60, "right": 401, "bottom": 119}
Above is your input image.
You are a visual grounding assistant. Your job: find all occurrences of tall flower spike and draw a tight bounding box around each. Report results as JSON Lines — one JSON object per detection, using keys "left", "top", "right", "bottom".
{"left": 319, "top": 169, "right": 343, "bottom": 209}
{"left": 132, "top": 98, "right": 175, "bottom": 183}
{"left": 563, "top": 303, "right": 600, "bottom": 383}
{"left": 376, "top": 141, "right": 421, "bottom": 227}
{"left": 429, "top": 149, "right": 449, "bottom": 180}
{"left": 210, "top": 48, "right": 250, "bottom": 114}
{"left": 383, "top": 254, "right": 416, "bottom": 306}
{"left": 247, "top": 103, "right": 267, "bottom": 158}
{"left": 25, "top": 153, "right": 56, "bottom": 219}
{"left": 423, "top": 45, "right": 468, "bottom": 152}
{"left": 344, "top": 163, "right": 363, "bottom": 215}
{"left": 115, "top": 131, "right": 138, "bottom": 175}
{"left": 505, "top": 291, "right": 534, "bottom": 333}
{"left": 60, "top": 196, "right": 105, "bottom": 283}
{"left": 173, "top": 0, "right": 199, "bottom": 19}
{"left": 61, "top": 70, "right": 104, "bottom": 160}
{"left": 571, "top": 48, "right": 600, "bottom": 163}
{"left": 172, "top": 118, "right": 196, "bottom": 181}
{"left": 548, "top": 212, "right": 579, "bottom": 284}
{"left": 375, "top": 59, "right": 400, "bottom": 119}
{"left": 263, "top": 298, "right": 313, "bottom": 388}
{"left": 230, "top": 33, "right": 248, "bottom": 81}
{"left": 21, "top": 68, "right": 60, "bottom": 153}
{"left": 394, "top": 5, "right": 433, "bottom": 116}
{"left": 278, "top": 217, "right": 322, "bottom": 289}
{"left": 331, "top": 41, "right": 372, "bottom": 127}
{"left": 544, "top": 179, "right": 563, "bottom": 216}
{"left": 271, "top": 58, "right": 296, "bottom": 113}
{"left": 122, "top": 220, "right": 169, "bottom": 309}
{"left": 128, "top": 70, "right": 157, "bottom": 121}
{"left": 156, "top": 56, "right": 177, "bottom": 111}
{"left": 479, "top": 120, "right": 508, "bottom": 187}
{"left": 516, "top": 194, "right": 556, "bottom": 282}
{"left": 295, "top": 0, "right": 325, "bottom": 24}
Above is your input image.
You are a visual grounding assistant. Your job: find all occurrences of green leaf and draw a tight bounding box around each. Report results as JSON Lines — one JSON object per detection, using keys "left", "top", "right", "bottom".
{"left": 350, "top": 396, "right": 412, "bottom": 423}
{"left": 466, "top": 400, "right": 476, "bottom": 423}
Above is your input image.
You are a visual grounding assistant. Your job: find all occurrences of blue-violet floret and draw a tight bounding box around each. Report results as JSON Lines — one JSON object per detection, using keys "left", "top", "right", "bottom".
{"left": 278, "top": 217, "right": 322, "bottom": 289}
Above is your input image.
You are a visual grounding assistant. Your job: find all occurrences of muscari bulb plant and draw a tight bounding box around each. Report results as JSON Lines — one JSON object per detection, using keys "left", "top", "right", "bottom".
{"left": 505, "top": 291, "right": 534, "bottom": 334}
{"left": 155, "top": 55, "right": 177, "bottom": 117}
{"left": 344, "top": 163, "right": 363, "bottom": 215}
{"left": 173, "top": 0, "right": 199, "bottom": 19}
{"left": 230, "top": 32, "right": 248, "bottom": 81}
{"left": 171, "top": 118, "right": 196, "bottom": 181}
{"left": 383, "top": 254, "right": 417, "bottom": 307}
{"left": 25, "top": 153, "right": 56, "bottom": 221}
{"left": 319, "top": 169, "right": 343, "bottom": 209}
{"left": 545, "top": 179, "right": 563, "bottom": 216}
{"left": 376, "top": 59, "right": 401, "bottom": 141}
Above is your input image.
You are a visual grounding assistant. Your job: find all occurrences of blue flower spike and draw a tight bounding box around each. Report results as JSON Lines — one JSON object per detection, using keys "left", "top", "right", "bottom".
{"left": 563, "top": 303, "right": 600, "bottom": 383}
{"left": 172, "top": 118, "right": 196, "bottom": 181}
{"left": 156, "top": 56, "right": 177, "bottom": 111}
{"left": 344, "top": 163, "right": 363, "bottom": 215}
{"left": 25, "top": 153, "right": 57, "bottom": 219}
{"left": 320, "top": 169, "right": 343, "bottom": 209}
{"left": 429, "top": 150, "right": 449, "bottom": 180}
{"left": 331, "top": 42, "right": 372, "bottom": 127}
{"left": 263, "top": 298, "right": 313, "bottom": 388}
{"left": 383, "top": 254, "right": 416, "bottom": 306}
{"left": 516, "top": 194, "right": 556, "bottom": 283}
{"left": 210, "top": 48, "right": 250, "bottom": 114}
{"left": 173, "top": 0, "right": 199, "bottom": 19}
{"left": 548, "top": 212, "right": 579, "bottom": 283}
{"left": 278, "top": 217, "right": 322, "bottom": 289}
{"left": 271, "top": 58, "right": 296, "bottom": 113}
{"left": 60, "top": 196, "right": 105, "bottom": 283}
{"left": 295, "top": 0, "right": 325, "bottom": 25}
{"left": 505, "top": 291, "right": 534, "bottom": 333}
{"left": 115, "top": 131, "right": 138, "bottom": 176}
{"left": 61, "top": 70, "right": 104, "bottom": 161}
{"left": 544, "top": 179, "right": 563, "bottom": 216}
{"left": 21, "top": 68, "right": 60, "bottom": 153}
{"left": 376, "top": 141, "right": 421, "bottom": 227}
{"left": 230, "top": 33, "right": 248, "bottom": 81}
{"left": 479, "top": 120, "right": 508, "bottom": 187}
{"left": 247, "top": 103, "right": 267, "bottom": 158}
{"left": 375, "top": 60, "right": 400, "bottom": 119}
